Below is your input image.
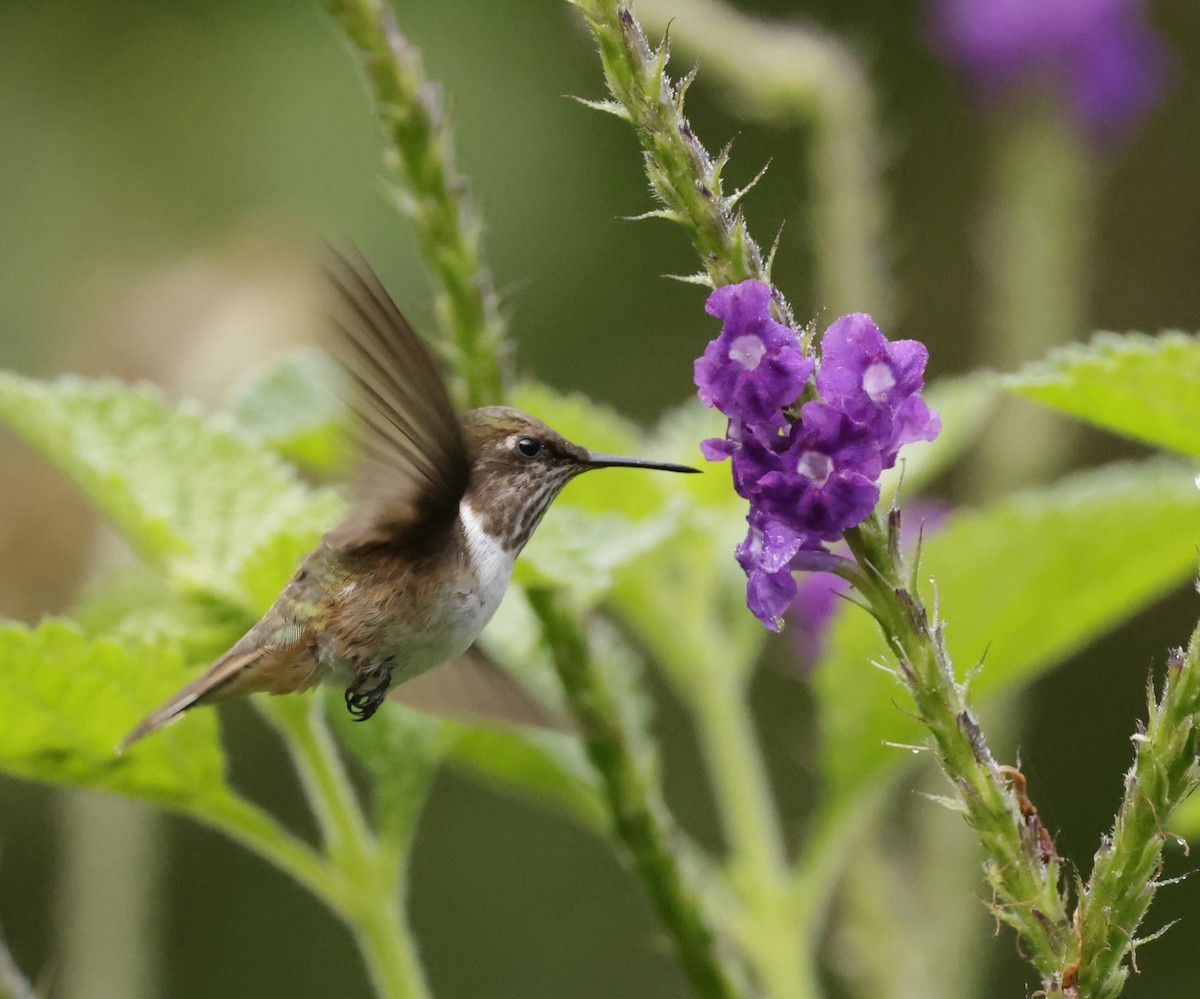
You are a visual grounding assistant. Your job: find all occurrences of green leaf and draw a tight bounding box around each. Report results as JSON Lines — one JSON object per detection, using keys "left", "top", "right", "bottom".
{"left": 1006, "top": 331, "right": 1200, "bottom": 457}
{"left": 517, "top": 502, "right": 686, "bottom": 601}
{"left": 445, "top": 726, "right": 605, "bottom": 830}
{"left": 609, "top": 514, "right": 765, "bottom": 694}
{"left": 73, "top": 564, "right": 246, "bottom": 663}
{"left": 0, "top": 618, "right": 228, "bottom": 808}
{"left": 0, "top": 373, "right": 342, "bottom": 611}
{"left": 817, "top": 459, "right": 1200, "bottom": 809}
{"left": 228, "top": 348, "right": 347, "bottom": 475}
{"left": 610, "top": 397, "right": 767, "bottom": 692}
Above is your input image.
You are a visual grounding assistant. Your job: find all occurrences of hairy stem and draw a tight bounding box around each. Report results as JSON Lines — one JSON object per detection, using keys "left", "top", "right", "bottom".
{"left": 636, "top": 0, "right": 894, "bottom": 325}
{"left": 323, "top": 0, "right": 509, "bottom": 408}
{"left": 529, "top": 588, "right": 750, "bottom": 999}
{"left": 842, "top": 511, "right": 1074, "bottom": 987}
{"left": 569, "top": 0, "right": 795, "bottom": 326}
{"left": 1073, "top": 622, "right": 1200, "bottom": 997}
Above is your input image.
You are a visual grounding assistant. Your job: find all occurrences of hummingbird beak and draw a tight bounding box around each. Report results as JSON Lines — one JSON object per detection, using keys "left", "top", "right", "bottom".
{"left": 584, "top": 451, "right": 701, "bottom": 474}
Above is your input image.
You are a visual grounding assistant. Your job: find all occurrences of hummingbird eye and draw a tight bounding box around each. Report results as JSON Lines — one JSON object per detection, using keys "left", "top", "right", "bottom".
{"left": 516, "top": 436, "right": 542, "bottom": 458}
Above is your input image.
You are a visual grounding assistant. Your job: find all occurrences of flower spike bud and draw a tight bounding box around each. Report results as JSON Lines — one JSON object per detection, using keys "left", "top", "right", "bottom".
{"left": 674, "top": 63, "right": 699, "bottom": 111}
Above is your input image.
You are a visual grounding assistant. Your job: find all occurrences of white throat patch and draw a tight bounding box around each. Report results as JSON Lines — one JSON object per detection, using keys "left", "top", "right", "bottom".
{"left": 460, "top": 501, "right": 517, "bottom": 624}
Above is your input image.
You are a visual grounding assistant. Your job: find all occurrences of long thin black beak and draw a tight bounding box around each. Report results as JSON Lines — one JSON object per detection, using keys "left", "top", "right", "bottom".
{"left": 585, "top": 451, "right": 701, "bottom": 474}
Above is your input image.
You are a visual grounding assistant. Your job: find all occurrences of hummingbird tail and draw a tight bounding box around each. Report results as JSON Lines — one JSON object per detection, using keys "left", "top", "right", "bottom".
{"left": 117, "top": 646, "right": 274, "bottom": 753}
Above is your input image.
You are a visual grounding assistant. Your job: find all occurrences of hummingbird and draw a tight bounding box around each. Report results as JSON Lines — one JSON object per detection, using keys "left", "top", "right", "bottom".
{"left": 119, "top": 252, "right": 698, "bottom": 750}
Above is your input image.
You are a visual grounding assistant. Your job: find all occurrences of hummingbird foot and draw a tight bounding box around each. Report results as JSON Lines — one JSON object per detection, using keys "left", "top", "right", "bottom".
{"left": 344, "top": 666, "right": 393, "bottom": 722}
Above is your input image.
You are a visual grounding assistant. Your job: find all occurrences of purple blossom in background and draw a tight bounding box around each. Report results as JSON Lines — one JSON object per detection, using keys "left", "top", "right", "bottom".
{"left": 789, "top": 571, "right": 849, "bottom": 668}
{"left": 928, "top": 0, "right": 1168, "bottom": 134}
{"left": 695, "top": 280, "right": 940, "bottom": 630}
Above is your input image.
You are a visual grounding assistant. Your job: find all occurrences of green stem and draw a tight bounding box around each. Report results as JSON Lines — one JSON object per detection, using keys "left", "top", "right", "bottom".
{"left": 562, "top": 13, "right": 829, "bottom": 979}
{"left": 322, "top": 0, "right": 508, "bottom": 408}
{"left": 608, "top": 549, "right": 808, "bottom": 992}
{"left": 1073, "top": 623, "right": 1200, "bottom": 998}
{"left": 690, "top": 672, "right": 814, "bottom": 999}
{"left": 635, "top": 0, "right": 893, "bottom": 325}
{"left": 197, "top": 790, "right": 346, "bottom": 905}
{"left": 54, "top": 794, "right": 162, "bottom": 999}
{"left": 0, "top": 918, "right": 35, "bottom": 999}
{"left": 569, "top": 0, "right": 795, "bottom": 326}
{"left": 790, "top": 786, "right": 888, "bottom": 971}
{"left": 268, "top": 696, "right": 376, "bottom": 871}
{"left": 529, "top": 588, "right": 750, "bottom": 999}
{"left": 200, "top": 791, "right": 433, "bottom": 995}
{"left": 971, "top": 101, "right": 1095, "bottom": 495}
{"left": 841, "top": 511, "right": 1073, "bottom": 987}
{"left": 265, "top": 697, "right": 430, "bottom": 999}
{"left": 350, "top": 884, "right": 429, "bottom": 999}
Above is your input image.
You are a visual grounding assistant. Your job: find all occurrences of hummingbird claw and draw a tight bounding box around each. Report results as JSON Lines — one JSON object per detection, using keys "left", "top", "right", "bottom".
{"left": 344, "top": 666, "right": 393, "bottom": 722}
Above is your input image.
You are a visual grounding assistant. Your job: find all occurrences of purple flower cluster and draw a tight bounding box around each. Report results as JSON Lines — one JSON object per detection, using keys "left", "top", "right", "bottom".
{"left": 928, "top": 0, "right": 1168, "bottom": 135}
{"left": 695, "top": 281, "right": 940, "bottom": 630}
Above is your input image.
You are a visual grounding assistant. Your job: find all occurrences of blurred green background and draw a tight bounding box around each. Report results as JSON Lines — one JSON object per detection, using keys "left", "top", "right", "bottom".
{"left": 2, "top": 0, "right": 1199, "bottom": 996}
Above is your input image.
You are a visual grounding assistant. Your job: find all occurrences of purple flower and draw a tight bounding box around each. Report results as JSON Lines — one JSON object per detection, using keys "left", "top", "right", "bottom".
{"left": 929, "top": 0, "right": 1168, "bottom": 134}
{"left": 755, "top": 403, "right": 882, "bottom": 541}
{"left": 730, "top": 420, "right": 788, "bottom": 496}
{"left": 701, "top": 416, "right": 791, "bottom": 501}
{"left": 745, "top": 568, "right": 799, "bottom": 632}
{"left": 694, "top": 282, "right": 814, "bottom": 424}
{"left": 695, "top": 280, "right": 940, "bottom": 630}
{"left": 735, "top": 510, "right": 809, "bottom": 631}
{"left": 816, "top": 314, "right": 941, "bottom": 468}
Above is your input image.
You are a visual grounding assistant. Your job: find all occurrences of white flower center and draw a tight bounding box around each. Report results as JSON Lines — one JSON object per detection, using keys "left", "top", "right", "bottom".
{"left": 862, "top": 361, "right": 895, "bottom": 401}
{"left": 797, "top": 450, "right": 832, "bottom": 487}
{"left": 748, "top": 527, "right": 763, "bottom": 556}
{"left": 729, "top": 335, "right": 766, "bottom": 371}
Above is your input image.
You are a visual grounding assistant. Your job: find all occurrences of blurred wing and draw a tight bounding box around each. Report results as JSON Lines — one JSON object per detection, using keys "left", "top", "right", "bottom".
{"left": 323, "top": 250, "right": 470, "bottom": 549}
{"left": 391, "top": 645, "right": 570, "bottom": 732}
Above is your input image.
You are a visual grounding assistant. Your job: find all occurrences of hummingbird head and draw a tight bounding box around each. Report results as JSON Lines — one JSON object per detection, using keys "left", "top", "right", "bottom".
{"left": 460, "top": 406, "right": 698, "bottom": 552}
